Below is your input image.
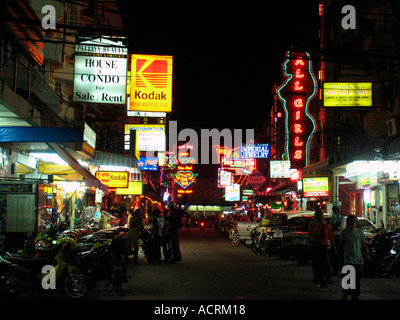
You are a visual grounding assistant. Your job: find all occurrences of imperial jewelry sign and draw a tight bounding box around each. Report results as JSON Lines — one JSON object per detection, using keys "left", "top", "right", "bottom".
{"left": 240, "top": 143, "right": 270, "bottom": 158}
{"left": 73, "top": 37, "right": 128, "bottom": 104}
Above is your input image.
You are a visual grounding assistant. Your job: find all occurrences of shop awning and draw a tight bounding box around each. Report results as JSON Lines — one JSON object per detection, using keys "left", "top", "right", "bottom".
{"left": 0, "top": 127, "right": 84, "bottom": 143}
{"left": 48, "top": 143, "right": 108, "bottom": 192}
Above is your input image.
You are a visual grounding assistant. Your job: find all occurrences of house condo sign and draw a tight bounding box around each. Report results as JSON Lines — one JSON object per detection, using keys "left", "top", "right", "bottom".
{"left": 278, "top": 51, "right": 317, "bottom": 169}
{"left": 73, "top": 37, "right": 128, "bottom": 104}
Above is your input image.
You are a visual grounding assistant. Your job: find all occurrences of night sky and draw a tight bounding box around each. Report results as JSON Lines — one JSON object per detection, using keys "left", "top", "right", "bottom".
{"left": 119, "top": 1, "right": 320, "bottom": 130}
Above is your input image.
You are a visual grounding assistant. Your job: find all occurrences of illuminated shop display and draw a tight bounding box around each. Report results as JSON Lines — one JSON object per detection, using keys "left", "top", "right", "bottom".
{"left": 323, "top": 82, "right": 372, "bottom": 107}
{"left": 303, "top": 177, "right": 329, "bottom": 197}
{"left": 130, "top": 54, "right": 173, "bottom": 112}
{"left": 124, "top": 124, "right": 166, "bottom": 152}
{"left": 278, "top": 51, "right": 317, "bottom": 169}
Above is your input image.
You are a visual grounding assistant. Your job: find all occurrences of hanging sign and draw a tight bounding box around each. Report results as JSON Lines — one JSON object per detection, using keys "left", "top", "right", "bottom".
{"left": 130, "top": 54, "right": 173, "bottom": 112}
{"left": 323, "top": 82, "right": 372, "bottom": 107}
{"left": 73, "top": 37, "right": 128, "bottom": 104}
{"left": 277, "top": 52, "right": 318, "bottom": 169}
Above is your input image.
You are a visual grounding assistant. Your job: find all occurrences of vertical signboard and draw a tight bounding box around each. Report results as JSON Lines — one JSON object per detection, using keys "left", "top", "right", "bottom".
{"left": 73, "top": 37, "right": 128, "bottom": 104}
{"left": 277, "top": 51, "right": 318, "bottom": 169}
{"left": 130, "top": 55, "right": 173, "bottom": 112}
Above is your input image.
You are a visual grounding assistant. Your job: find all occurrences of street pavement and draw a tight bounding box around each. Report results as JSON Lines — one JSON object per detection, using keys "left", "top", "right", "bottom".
{"left": 87, "top": 227, "right": 400, "bottom": 301}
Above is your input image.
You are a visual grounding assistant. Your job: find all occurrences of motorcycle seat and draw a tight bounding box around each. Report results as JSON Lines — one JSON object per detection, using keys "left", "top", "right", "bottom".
{"left": 4, "top": 253, "right": 50, "bottom": 269}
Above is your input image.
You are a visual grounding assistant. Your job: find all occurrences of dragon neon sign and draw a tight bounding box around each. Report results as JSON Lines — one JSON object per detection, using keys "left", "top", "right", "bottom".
{"left": 277, "top": 51, "right": 317, "bottom": 169}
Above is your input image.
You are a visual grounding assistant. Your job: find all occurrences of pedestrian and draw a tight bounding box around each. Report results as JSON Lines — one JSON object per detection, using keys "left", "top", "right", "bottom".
{"left": 161, "top": 208, "right": 172, "bottom": 262}
{"left": 339, "top": 215, "right": 371, "bottom": 300}
{"left": 150, "top": 209, "right": 164, "bottom": 264}
{"left": 329, "top": 206, "right": 346, "bottom": 275}
{"left": 127, "top": 209, "right": 144, "bottom": 263}
{"left": 168, "top": 201, "right": 189, "bottom": 264}
{"left": 308, "top": 208, "right": 336, "bottom": 292}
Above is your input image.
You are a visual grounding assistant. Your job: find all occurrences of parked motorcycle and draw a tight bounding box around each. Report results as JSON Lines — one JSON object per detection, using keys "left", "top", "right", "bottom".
{"left": 73, "top": 234, "right": 128, "bottom": 295}
{"left": 250, "top": 226, "right": 268, "bottom": 256}
{"left": 365, "top": 228, "right": 400, "bottom": 277}
{"left": 0, "top": 238, "right": 87, "bottom": 299}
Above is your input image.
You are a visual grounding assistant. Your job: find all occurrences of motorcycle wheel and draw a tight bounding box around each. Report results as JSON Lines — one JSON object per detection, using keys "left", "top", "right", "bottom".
{"left": 232, "top": 234, "right": 240, "bottom": 246}
{"left": 64, "top": 272, "right": 87, "bottom": 299}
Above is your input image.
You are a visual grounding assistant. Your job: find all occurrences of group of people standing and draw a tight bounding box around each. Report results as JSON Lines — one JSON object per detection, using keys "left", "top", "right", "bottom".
{"left": 308, "top": 206, "right": 370, "bottom": 300}
{"left": 126, "top": 201, "right": 189, "bottom": 265}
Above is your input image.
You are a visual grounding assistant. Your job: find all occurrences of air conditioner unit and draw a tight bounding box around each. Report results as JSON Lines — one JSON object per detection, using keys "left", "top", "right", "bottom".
{"left": 387, "top": 118, "right": 399, "bottom": 137}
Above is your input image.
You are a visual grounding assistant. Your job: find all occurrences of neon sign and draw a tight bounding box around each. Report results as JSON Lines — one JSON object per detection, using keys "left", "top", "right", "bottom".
{"left": 277, "top": 52, "right": 317, "bottom": 169}
{"left": 171, "top": 165, "right": 198, "bottom": 189}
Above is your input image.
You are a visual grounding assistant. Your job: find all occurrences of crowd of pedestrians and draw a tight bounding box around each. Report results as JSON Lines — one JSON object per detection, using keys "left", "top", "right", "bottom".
{"left": 126, "top": 201, "right": 189, "bottom": 265}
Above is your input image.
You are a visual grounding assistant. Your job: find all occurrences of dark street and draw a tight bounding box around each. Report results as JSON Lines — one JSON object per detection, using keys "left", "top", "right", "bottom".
{"left": 87, "top": 228, "right": 400, "bottom": 301}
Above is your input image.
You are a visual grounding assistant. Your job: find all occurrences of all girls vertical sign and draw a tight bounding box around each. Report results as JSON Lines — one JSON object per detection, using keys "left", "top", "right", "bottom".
{"left": 277, "top": 51, "right": 317, "bottom": 169}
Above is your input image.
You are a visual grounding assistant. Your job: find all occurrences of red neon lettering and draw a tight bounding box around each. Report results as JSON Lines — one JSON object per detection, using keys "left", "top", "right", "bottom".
{"left": 294, "top": 81, "right": 303, "bottom": 91}
{"left": 295, "top": 111, "right": 301, "bottom": 120}
{"left": 294, "top": 124, "right": 303, "bottom": 133}
{"left": 294, "top": 150, "right": 303, "bottom": 159}
{"left": 294, "top": 98, "right": 303, "bottom": 108}
{"left": 295, "top": 69, "right": 305, "bottom": 78}
{"left": 294, "top": 137, "right": 304, "bottom": 146}
{"left": 295, "top": 59, "right": 305, "bottom": 65}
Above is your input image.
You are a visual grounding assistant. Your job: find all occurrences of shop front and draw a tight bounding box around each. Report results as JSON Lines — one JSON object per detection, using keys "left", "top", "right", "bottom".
{"left": 332, "top": 160, "right": 400, "bottom": 229}
{"left": 0, "top": 151, "right": 107, "bottom": 249}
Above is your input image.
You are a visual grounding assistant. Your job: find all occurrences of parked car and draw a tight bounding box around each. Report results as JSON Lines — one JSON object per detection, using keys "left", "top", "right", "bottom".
{"left": 232, "top": 221, "right": 259, "bottom": 246}
{"left": 232, "top": 212, "right": 295, "bottom": 247}
{"left": 279, "top": 216, "right": 379, "bottom": 263}
{"left": 264, "top": 211, "right": 314, "bottom": 255}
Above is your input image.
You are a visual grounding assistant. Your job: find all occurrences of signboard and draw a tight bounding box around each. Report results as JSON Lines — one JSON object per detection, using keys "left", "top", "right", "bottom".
{"left": 116, "top": 181, "right": 143, "bottom": 195}
{"left": 225, "top": 183, "right": 240, "bottom": 201}
{"left": 240, "top": 144, "right": 270, "bottom": 159}
{"left": 124, "top": 124, "right": 165, "bottom": 151}
{"left": 278, "top": 51, "right": 318, "bottom": 169}
{"left": 95, "top": 171, "right": 129, "bottom": 188}
{"left": 247, "top": 169, "right": 266, "bottom": 190}
{"left": 221, "top": 158, "right": 255, "bottom": 175}
{"left": 323, "top": 82, "right": 372, "bottom": 107}
{"left": 130, "top": 54, "right": 173, "bottom": 112}
{"left": 137, "top": 157, "right": 158, "bottom": 171}
{"left": 270, "top": 160, "right": 292, "bottom": 178}
{"left": 73, "top": 37, "right": 128, "bottom": 104}
{"left": 303, "top": 177, "right": 329, "bottom": 197}
{"left": 171, "top": 165, "right": 198, "bottom": 189}
{"left": 218, "top": 169, "right": 233, "bottom": 187}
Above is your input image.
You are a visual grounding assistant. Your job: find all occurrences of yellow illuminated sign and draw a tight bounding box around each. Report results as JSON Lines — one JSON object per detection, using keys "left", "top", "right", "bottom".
{"left": 323, "top": 82, "right": 372, "bottom": 107}
{"left": 95, "top": 171, "right": 129, "bottom": 188}
{"left": 116, "top": 181, "right": 143, "bottom": 195}
{"left": 130, "top": 54, "right": 173, "bottom": 112}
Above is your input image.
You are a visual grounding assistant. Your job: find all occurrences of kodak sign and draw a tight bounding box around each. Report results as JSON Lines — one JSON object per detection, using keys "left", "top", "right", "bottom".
{"left": 95, "top": 171, "right": 129, "bottom": 188}
{"left": 130, "top": 54, "right": 173, "bottom": 112}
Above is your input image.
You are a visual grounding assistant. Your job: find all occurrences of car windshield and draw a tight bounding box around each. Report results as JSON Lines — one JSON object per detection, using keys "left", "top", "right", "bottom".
{"left": 357, "top": 219, "right": 378, "bottom": 233}
{"left": 267, "top": 214, "right": 287, "bottom": 226}
{"left": 285, "top": 216, "right": 311, "bottom": 230}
